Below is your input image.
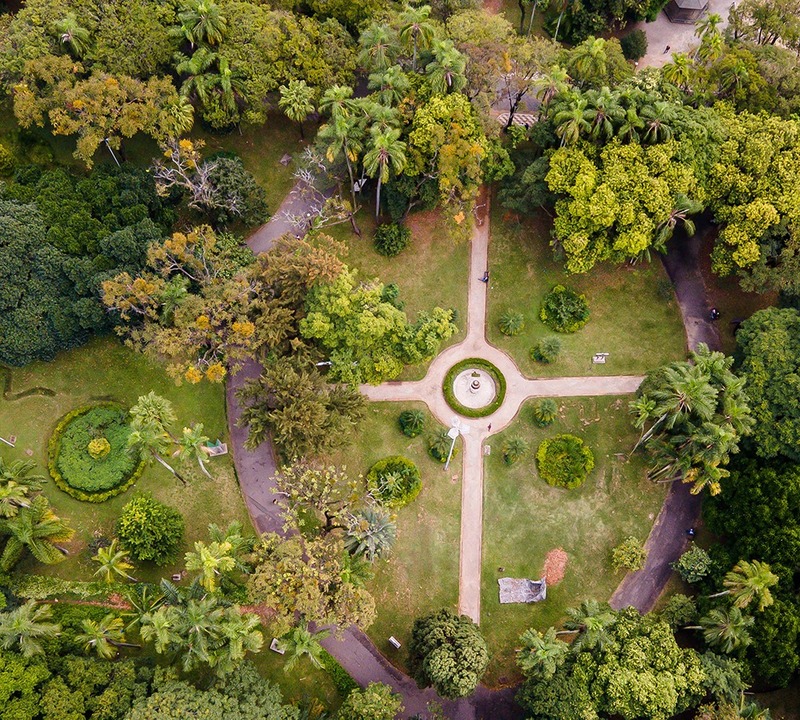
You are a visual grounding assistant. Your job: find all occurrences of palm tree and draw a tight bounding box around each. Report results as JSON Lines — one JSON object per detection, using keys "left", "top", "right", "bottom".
{"left": 698, "top": 32, "right": 724, "bottom": 63}
{"left": 502, "top": 437, "right": 530, "bottom": 465}
{"left": 517, "top": 627, "right": 569, "bottom": 678}
{"left": 184, "top": 540, "right": 237, "bottom": 592}
{"left": 124, "top": 584, "right": 165, "bottom": 632}
{"left": 363, "top": 127, "right": 406, "bottom": 220}
{"left": 568, "top": 36, "right": 608, "bottom": 87}
{"left": 318, "top": 85, "right": 358, "bottom": 121}
{"left": 177, "top": 0, "right": 227, "bottom": 48}
{"left": 695, "top": 12, "right": 723, "bottom": 39}
{"left": 318, "top": 112, "right": 364, "bottom": 230}
{"left": 0, "top": 496, "right": 73, "bottom": 572}
{"left": 552, "top": 94, "right": 592, "bottom": 146}
{"left": 210, "top": 56, "right": 245, "bottom": 114}
{"left": 655, "top": 194, "right": 704, "bottom": 249}
{"left": 344, "top": 506, "right": 397, "bottom": 561}
{"left": 641, "top": 101, "right": 676, "bottom": 143}
{"left": 534, "top": 66, "right": 570, "bottom": 114}
{"left": 128, "top": 421, "right": 186, "bottom": 486}
{"left": 176, "top": 47, "right": 219, "bottom": 106}
{"left": 426, "top": 39, "right": 467, "bottom": 95}
{"left": 689, "top": 605, "right": 754, "bottom": 654}
{"left": 92, "top": 539, "right": 136, "bottom": 583}
{"left": 279, "top": 623, "right": 330, "bottom": 672}
{"left": 710, "top": 560, "right": 779, "bottom": 612}
{"left": 130, "top": 391, "right": 178, "bottom": 431}
{"left": 557, "top": 599, "right": 617, "bottom": 652}
{"left": 662, "top": 53, "right": 693, "bottom": 91}
{"left": 584, "top": 87, "right": 624, "bottom": 142}
{"left": 174, "top": 423, "right": 212, "bottom": 478}
{"left": 53, "top": 12, "right": 91, "bottom": 58}
{"left": 279, "top": 79, "right": 316, "bottom": 140}
{"left": 358, "top": 23, "right": 399, "bottom": 73}
{"left": 398, "top": 4, "right": 435, "bottom": 71}
{"left": 77, "top": 614, "right": 139, "bottom": 659}
{"left": 0, "top": 457, "right": 44, "bottom": 518}
{"left": 161, "top": 97, "right": 195, "bottom": 138}
{"left": 617, "top": 105, "right": 644, "bottom": 143}
{"left": 368, "top": 65, "right": 411, "bottom": 107}
{"left": 0, "top": 601, "right": 61, "bottom": 656}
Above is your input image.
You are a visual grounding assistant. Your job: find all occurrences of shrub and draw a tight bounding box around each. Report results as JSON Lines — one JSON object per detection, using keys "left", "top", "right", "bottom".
{"left": 502, "top": 437, "right": 530, "bottom": 465}
{"left": 672, "top": 544, "right": 712, "bottom": 583}
{"left": 319, "top": 649, "right": 359, "bottom": 696}
{"left": 48, "top": 404, "right": 146, "bottom": 503}
{"left": 374, "top": 223, "right": 411, "bottom": 257}
{"left": 116, "top": 494, "right": 184, "bottom": 565}
{"left": 532, "top": 398, "right": 558, "bottom": 427}
{"left": 660, "top": 594, "right": 697, "bottom": 630}
{"left": 442, "top": 358, "right": 507, "bottom": 418}
{"left": 611, "top": 536, "right": 648, "bottom": 572}
{"left": 536, "top": 434, "right": 594, "bottom": 489}
{"left": 539, "top": 285, "right": 589, "bottom": 333}
{"left": 366, "top": 456, "right": 422, "bottom": 508}
{"left": 428, "top": 428, "right": 457, "bottom": 464}
{"left": 620, "top": 29, "right": 648, "bottom": 61}
{"left": 499, "top": 310, "right": 525, "bottom": 336}
{"left": 530, "top": 337, "right": 562, "bottom": 364}
{"left": 398, "top": 409, "right": 425, "bottom": 438}
{"left": 0, "top": 143, "right": 15, "bottom": 176}
{"left": 87, "top": 437, "right": 111, "bottom": 459}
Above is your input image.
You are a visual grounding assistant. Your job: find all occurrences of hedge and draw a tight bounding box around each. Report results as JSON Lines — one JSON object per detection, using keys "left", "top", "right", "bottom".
{"left": 442, "top": 358, "right": 507, "bottom": 418}
{"left": 48, "top": 403, "right": 146, "bottom": 503}
{"left": 319, "top": 649, "right": 359, "bottom": 696}
{"left": 9, "top": 574, "right": 131, "bottom": 601}
{"left": 536, "top": 434, "right": 595, "bottom": 489}
{"left": 367, "top": 456, "right": 422, "bottom": 508}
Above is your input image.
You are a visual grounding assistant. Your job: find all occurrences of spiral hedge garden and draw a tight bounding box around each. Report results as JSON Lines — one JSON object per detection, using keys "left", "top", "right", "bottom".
{"left": 48, "top": 403, "right": 146, "bottom": 502}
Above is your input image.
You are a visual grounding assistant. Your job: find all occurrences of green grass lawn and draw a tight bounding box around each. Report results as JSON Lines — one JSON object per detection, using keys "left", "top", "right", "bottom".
{"left": 0, "top": 336, "right": 249, "bottom": 585}
{"left": 480, "top": 395, "right": 667, "bottom": 685}
{"left": 326, "top": 402, "right": 462, "bottom": 672}
{"left": 487, "top": 208, "right": 687, "bottom": 377}
{"left": 249, "top": 650, "right": 341, "bottom": 713}
{"left": 327, "top": 207, "right": 469, "bottom": 380}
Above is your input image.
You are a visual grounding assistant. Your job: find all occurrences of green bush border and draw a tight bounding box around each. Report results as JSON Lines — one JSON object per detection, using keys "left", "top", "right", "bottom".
{"left": 319, "top": 648, "right": 359, "bottom": 696}
{"left": 48, "top": 403, "right": 146, "bottom": 503}
{"left": 442, "top": 358, "right": 507, "bottom": 418}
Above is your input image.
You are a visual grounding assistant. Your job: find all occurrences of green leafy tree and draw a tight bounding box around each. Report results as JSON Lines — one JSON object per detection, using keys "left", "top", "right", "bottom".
{"left": 92, "top": 538, "right": 136, "bottom": 583}
{"left": 709, "top": 560, "right": 778, "bottom": 612}
{"left": 517, "top": 626, "right": 569, "bottom": 679}
{"left": 611, "top": 536, "right": 648, "bottom": 572}
{"left": 0, "top": 601, "right": 60, "bottom": 657}
{"left": 673, "top": 544, "right": 713, "bottom": 583}
{"left": 337, "top": 682, "right": 403, "bottom": 720}
{"left": 278, "top": 79, "right": 316, "bottom": 139}
{"left": 409, "top": 608, "right": 489, "bottom": 699}
{"left": 0, "top": 495, "right": 73, "bottom": 571}
{"left": 116, "top": 493, "right": 185, "bottom": 566}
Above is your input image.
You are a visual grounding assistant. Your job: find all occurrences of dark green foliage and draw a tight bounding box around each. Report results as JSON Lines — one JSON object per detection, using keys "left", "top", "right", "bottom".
{"left": 115, "top": 494, "right": 184, "bottom": 566}
{"left": 374, "top": 223, "right": 411, "bottom": 257}
{"left": 336, "top": 682, "right": 403, "bottom": 720}
{"left": 536, "top": 434, "right": 594, "bottom": 489}
{"left": 398, "top": 409, "right": 425, "bottom": 438}
{"left": 319, "top": 648, "right": 358, "bottom": 696}
{"left": 502, "top": 437, "right": 529, "bottom": 466}
{"left": 673, "top": 544, "right": 713, "bottom": 583}
{"left": 409, "top": 608, "right": 489, "bottom": 699}
{"left": 660, "top": 594, "right": 697, "bottom": 630}
{"left": 532, "top": 398, "right": 558, "bottom": 427}
{"left": 442, "top": 358, "right": 507, "bottom": 418}
{"left": 499, "top": 310, "right": 525, "bottom": 336}
{"left": 735, "top": 307, "right": 800, "bottom": 461}
{"left": 700, "top": 652, "right": 748, "bottom": 706}
{"left": 366, "top": 456, "right": 421, "bottom": 508}
{"left": 428, "top": 428, "right": 457, "bottom": 463}
{"left": 539, "top": 285, "right": 589, "bottom": 333}
{"left": 748, "top": 599, "right": 800, "bottom": 687}
{"left": 620, "top": 29, "right": 648, "bottom": 61}
{"left": 205, "top": 158, "right": 269, "bottom": 229}
{"left": 50, "top": 405, "right": 142, "bottom": 498}
{"left": 0, "top": 165, "right": 172, "bottom": 366}
{"left": 530, "top": 337, "right": 561, "bottom": 364}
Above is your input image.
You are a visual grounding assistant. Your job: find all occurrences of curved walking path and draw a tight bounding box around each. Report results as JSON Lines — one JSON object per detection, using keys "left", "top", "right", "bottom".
{"left": 228, "top": 180, "right": 717, "bottom": 717}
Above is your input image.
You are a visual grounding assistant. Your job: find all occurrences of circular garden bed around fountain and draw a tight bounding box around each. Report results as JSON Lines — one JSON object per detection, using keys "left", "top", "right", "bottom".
{"left": 48, "top": 403, "right": 146, "bottom": 503}
{"left": 443, "top": 358, "right": 507, "bottom": 418}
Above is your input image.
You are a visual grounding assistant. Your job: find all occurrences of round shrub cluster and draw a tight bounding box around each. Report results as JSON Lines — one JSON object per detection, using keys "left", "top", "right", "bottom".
{"left": 49, "top": 404, "right": 146, "bottom": 503}
{"left": 499, "top": 310, "right": 525, "bottom": 336}
{"left": 428, "top": 428, "right": 458, "bottom": 463}
{"left": 532, "top": 398, "right": 558, "bottom": 427}
{"left": 611, "top": 536, "right": 648, "bottom": 572}
{"left": 116, "top": 493, "right": 185, "bottom": 565}
{"left": 530, "top": 337, "right": 561, "bottom": 364}
{"left": 536, "top": 434, "right": 595, "bottom": 489}
{"left": 539, "top": 285, "right": 590, "bottom": 333}
{"left": 374, "top": 223, "right": 411, "bottom": 257}
{"left": 367, "top": 456, "right": 422, "bottom": 508}
{"left": 442, "top": 358, "right": 507, "bottom": 419}
{"left": 398, "top": 409, "right": 425, "bottom": 438}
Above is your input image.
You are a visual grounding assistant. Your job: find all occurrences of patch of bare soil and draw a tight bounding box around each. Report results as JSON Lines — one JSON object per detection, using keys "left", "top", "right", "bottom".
{"left": 484, "top": 0, "right": 503, "bottom": 14}
{"left": 543, "top": 547, "right": 568, "bottom": 585}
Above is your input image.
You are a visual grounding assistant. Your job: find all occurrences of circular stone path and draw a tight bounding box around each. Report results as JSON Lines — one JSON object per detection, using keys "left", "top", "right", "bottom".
{"left": 453, "top": 368, "right": 496, "bottom": 408}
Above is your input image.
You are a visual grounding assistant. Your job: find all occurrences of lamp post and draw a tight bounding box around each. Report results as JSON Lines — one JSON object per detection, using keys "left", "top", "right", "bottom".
{"left": 444, "top": 417, "right": 470, "bottom": 471}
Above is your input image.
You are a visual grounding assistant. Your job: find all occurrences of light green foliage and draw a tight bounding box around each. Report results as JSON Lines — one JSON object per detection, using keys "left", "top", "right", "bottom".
{"left": 536, "top": 434, "right": 594, "bottom": 489}
{"left": 517, "top": 627, "right": 569, "bottom": 680}
{"left": 538, "top": 285, "right": 589, "bottom": 333}
{"left": 366, "top": 456, "right": 422, "bottom": 508}
{"left": 630, "top": 344, "right": 753, "bottom": 495}
{"left": 566, "top": 36, "right": 631, "bottom": 88}
{"left": 301, "top": 269, "right": 456, "bottom": 384}
{"left": 409, "top": 608, "right": 489, "bottom": 699}
{"left": 115, "top": 493, "right": 184, "bottom": 566}
{"left": 336, "top": 682, "right": 403, "bottom": 720}
{"left": 0, "top": 602, "right": 60, "bottom": 657}
{"left": 546, "top": 140, "right": 702, "bottom": 273}
{"left": 499, "top": 310, "right": 525, "bottom": 336}
{"left": 611, "top": 535, "right": 648, "bottom": 572}
{"left": 735, "top": 307, "right": 800, "bottom": 460}
{"left": 518, "top": 608, "right": 705, "bottom": 720}
{"left": 673, "top": 544, "right": 712, "bottom": 583}
{"left": 0, "top": 495, "right": 74, "bottom": 572}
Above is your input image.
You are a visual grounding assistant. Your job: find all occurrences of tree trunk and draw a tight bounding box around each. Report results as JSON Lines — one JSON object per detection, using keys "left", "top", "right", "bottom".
{"left": 154, "top": 453, "right": 187, "bottom": 486}
{"left": 104, "top": 138, "right": 121, "bottom": 168}
{"left": 298, "top": 121, "right": 305, "bottom": 140}
{"left": 375, "top": 175, "right": 382, "bottom": 221}
{"left": 518, "top": 0, "right": 526, "bottom": 34}
{"left": 197, "top": 456, "right": 213, "bottom": 479}
{"left": 708, "top": 590, "right": 731, "bottom": 599}
{"left": 344, "top": 156, "right": 361, "bottom": 237}
{"left": 527, "top": 0, "right": 537, "bottom": 35}
{"left": 554, "top": 9, "right": 565, "bottom": 43}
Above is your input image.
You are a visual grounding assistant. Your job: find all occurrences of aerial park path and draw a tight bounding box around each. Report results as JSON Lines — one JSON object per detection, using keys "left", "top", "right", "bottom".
{"left": 226, "top": 173, "right": 719, "bottom": 717}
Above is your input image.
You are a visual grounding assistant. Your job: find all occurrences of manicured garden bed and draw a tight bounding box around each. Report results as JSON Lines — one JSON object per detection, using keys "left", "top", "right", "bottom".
{"left": 443, "top": 358, "right": 507, "bottom": 418}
